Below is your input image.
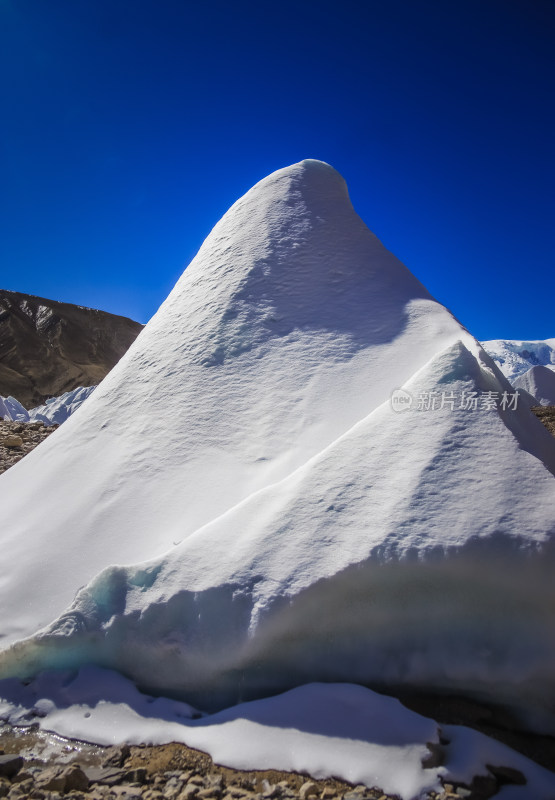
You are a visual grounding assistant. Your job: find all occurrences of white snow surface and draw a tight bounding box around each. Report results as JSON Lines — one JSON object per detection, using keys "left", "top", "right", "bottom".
{"left": 482, "top": 338, "right": 555, "bottom": 383}
{"left": 514, "top": 365, "right": 555, "bottom": 406}
{"left": 1, "top": 669, "right": 554, "bottom": 800}
{"left": 0, "top": 386, "right": 95, "bottom": 425}
{"left": 1, "top": 159, "right": 555, "bottom": 751}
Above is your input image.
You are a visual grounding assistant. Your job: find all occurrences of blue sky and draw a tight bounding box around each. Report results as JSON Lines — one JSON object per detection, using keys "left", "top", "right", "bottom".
{"left": 1, "top": 0, "right": 553, "bottom": 340}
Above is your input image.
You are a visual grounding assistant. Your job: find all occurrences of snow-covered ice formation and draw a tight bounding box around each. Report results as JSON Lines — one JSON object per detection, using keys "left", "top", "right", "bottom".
{"left": 0, "top": 159, "right": 555, "bottom": 780}
{"left": 0, "top": 395, "right": 29, "bottom": 423}
{"left": 26, "top": 386, "right": 96, "bottom": 425}
{"left": 514, "top": 365, "right": 555, "bottom": 406}
{"left": 0, "top": 386, "right": 95, "bottom": 425}
{"left": 482, "top": 338, "right": 555, "bottom": 383}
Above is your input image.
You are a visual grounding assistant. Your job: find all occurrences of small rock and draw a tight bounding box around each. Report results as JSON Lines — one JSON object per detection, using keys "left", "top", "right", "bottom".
{"left": 110, "top": 787, "right": 144, "bottom": 799}
{"left": 164, "top": 775, "right": 186, "bottom": 799}
{"left": 102, "top": 744, "right": 131, "bottom": 768}
{"left": 124, "top": 767, "right": 148, "bottom": 784}
{"left": 320, "top": 789, "right": 336, "bottom": 800}
{"left": 36, "top": 764, "right": 89, "bottom": 793}
{"left": 6, "top": 787, "right": 26, "bottom": 799}
{"left": 0, "top": 755, "right": 24, "bottom": 779}
{"left": 144, "top": 791, "right": 165, "bottom": 800}
{"left": 180, "top": 785, "right": 200, "bottom": 799}
{"left": 144, "top": 790, "right": 165, "bottom": 800}
{"left": 62, "top": 763, "right": 90, "bottom": 792}
{"left": 13, "top": 779, "right": 32, "bottom": 793}
{"left": 11, "top": 770, "right": 34, "bottom": 784}
{"left": 2, "top": 435, "right": 23, "bottom": 448}
{"left": 188, "top": 775, "right": 206, "bottom": 786}
{"left": 85, "top": 766, "right": 126, "bottom": 786}
{"left": 299, "top": 783, "right": 319, "bottom": 800}
{"left": 197, "top": 788, "right": 221, "bottom": 799}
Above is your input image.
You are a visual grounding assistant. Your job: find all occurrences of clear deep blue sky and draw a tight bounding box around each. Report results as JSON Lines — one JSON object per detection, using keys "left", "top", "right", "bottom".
{"left": 1, "top": 0, "right": 553, "bottom": 340}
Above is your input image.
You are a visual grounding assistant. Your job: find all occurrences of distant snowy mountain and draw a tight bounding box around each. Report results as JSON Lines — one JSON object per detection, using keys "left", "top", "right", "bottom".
{"left": 481, "top": 338, "right": 555, "bottom": 383}
{"left": 1, "top": 158, "right": 555, "bottom": 763}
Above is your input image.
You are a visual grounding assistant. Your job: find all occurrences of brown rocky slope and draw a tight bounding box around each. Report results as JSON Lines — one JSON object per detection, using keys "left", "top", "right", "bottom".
{"left": 0, "top": 289, "right": 143, "bottom": 408}
{"left": 532, "top": 405, "right": 555, "bottom": 437}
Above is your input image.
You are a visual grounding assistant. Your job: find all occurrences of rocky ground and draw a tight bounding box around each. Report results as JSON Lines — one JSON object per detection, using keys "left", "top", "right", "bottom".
{"left": 532, "top": 405, "right": 555, "bottom": 437}
{"left": 0, "top": 420, "right": 58, "bottom": 475}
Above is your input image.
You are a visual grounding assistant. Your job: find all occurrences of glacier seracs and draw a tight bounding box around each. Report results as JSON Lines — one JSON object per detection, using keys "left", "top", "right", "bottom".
{"left": 0, "top": 386, "right": 95, "bottom": 425}
{"left": 514, "top": 365, "right": 555, "bottom": 406}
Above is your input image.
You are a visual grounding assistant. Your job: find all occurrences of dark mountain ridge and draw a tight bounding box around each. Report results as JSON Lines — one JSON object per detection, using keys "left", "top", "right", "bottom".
{"left": 0, "top": 289, "right": 143, "bottom": 407}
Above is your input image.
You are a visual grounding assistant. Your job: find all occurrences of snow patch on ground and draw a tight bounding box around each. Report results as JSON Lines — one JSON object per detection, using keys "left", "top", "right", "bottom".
{"left": 0, "top": 670, "right": 554, "bottom": 800}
